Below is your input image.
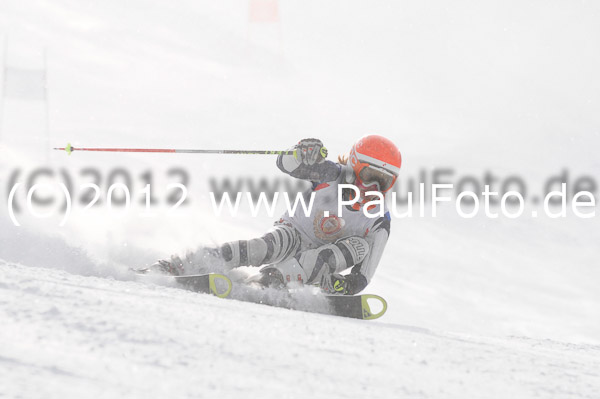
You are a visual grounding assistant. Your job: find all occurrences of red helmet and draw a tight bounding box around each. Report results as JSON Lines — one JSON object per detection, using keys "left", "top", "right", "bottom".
{"left": 348, "top": 135, "right": 401, "bottom": 193}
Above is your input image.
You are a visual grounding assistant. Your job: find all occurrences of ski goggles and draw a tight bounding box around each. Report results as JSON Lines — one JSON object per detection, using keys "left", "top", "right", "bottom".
{"left": 356, "top": 164, "right": 397, "bottom": 192}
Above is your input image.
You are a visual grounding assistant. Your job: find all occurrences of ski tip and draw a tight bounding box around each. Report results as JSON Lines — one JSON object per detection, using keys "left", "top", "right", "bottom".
{"left": 360, "top": 294, "right": 387, "bottom": 320}
{"left": 209, "top": 274, "right": 232, "bottom": 298}
{"left": 174, "top": 273, "right": 233, "bottom": 298}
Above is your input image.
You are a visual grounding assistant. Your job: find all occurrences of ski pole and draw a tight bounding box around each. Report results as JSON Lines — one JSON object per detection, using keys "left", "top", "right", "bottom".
{"left": 54, "top": 143, "right": 327, "bottom": 157}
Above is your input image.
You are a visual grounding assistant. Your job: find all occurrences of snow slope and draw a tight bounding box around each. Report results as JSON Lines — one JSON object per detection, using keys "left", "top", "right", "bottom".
{"left": 2, "top": 261, "right": 599, "bottom": 399}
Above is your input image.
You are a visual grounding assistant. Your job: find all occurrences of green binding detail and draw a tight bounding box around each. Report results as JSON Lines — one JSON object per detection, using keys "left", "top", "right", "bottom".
{"left": 209, "top": 274, "right": 232, "bottom": 298}
{"left": 293, "top": 149, "right": 298, "bottom": 160}
{"left": 360, "top": 294, "right": 387, "bottom": 320}
{"left": 65, "top": 143, "right": 73, "bottom": 155}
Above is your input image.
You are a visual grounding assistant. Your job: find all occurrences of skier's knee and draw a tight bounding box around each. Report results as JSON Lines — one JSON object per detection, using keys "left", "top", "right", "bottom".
{"left": 333, "top": 236, "right": 370, "bottom": 268}
{"left": 293, "top": 236, "right": 369, "bottom": 284}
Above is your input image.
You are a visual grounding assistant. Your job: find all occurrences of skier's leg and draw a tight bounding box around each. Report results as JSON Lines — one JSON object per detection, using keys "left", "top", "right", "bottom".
{"left": 218, "top": 224, "right": 301, "bottom": 269}
{"left": 146, "top": 225, "right": 301, "bottom": 276}
{"left": 261, "top": 236, "right": 370, "bottom": 288}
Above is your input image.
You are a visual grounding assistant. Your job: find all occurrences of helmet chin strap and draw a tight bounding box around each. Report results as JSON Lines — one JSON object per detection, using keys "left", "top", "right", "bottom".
{"left": 343, "top": 164, "right": 356, "bottom": 184}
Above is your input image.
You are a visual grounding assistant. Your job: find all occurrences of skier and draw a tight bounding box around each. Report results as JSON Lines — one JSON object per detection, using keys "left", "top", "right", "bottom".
{"left": 154, "top": 135, "right": 401, "bottom": 295}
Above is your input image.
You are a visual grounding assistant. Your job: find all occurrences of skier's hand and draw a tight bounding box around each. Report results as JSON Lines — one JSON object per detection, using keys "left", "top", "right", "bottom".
{"left": 156, "top": 255, "right": 185, "bottom": 276}
{"left": 295, "top": 138, "right": 327, "bottom": 165}
{"left": 324, "top": 273, "right": 367, "bottom": 295}
{"left": 329, "top": 274, "right": 350, "bottom": 294}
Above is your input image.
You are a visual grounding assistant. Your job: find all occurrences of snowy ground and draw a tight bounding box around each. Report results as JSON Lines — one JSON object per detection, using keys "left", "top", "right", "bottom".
{"left": 2, "top": 261, "right": 599, "bottom": 399}
{"left": 1, "top": 0, "right": 599, "bottom": 398}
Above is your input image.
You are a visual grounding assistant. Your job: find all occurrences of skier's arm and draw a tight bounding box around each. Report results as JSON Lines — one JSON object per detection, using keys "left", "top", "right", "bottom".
{"left": 277, "top": 138, "right": 341, "bottom": 183}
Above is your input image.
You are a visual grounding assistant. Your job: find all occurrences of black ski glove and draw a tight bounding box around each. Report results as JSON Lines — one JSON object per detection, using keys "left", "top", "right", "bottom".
{"left": 295, "top": 138, "right": 327, "bottom": 166}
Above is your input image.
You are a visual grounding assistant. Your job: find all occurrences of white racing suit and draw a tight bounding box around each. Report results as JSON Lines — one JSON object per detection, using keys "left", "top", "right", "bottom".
{"left": 193, "top": 152, "right": 391, "bottom": 295}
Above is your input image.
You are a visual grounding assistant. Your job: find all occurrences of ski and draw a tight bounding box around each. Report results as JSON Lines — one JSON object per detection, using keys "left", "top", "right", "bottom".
{"left": 133, "top": 267, "right": 385, "bottom": 319}
{"left": 326, "top": 294, "right": 387, "bottom": 320}
{"left": 175, "top": 274, "right": 233, "bottom": 298}
{"left": 132, "top": 267, "right": 233, "bottom": 299}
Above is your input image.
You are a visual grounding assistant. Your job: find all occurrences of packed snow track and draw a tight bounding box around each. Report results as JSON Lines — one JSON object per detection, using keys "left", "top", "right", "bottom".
{"left": 1, "top": 261, "right": 598, "bottom": 399}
